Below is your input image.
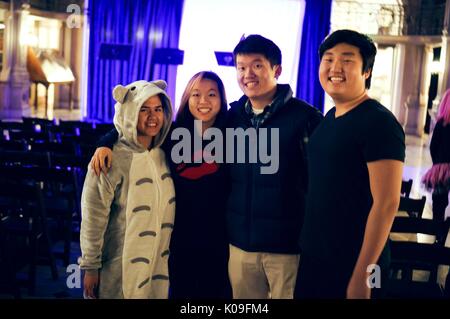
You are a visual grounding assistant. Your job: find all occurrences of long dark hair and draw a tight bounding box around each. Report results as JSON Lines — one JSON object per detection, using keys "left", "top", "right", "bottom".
{"left": 437, "top": 89, "right": 450, "bottom": 126}
{"left": 175, "top": 71, "right": 228, "bottom": 129}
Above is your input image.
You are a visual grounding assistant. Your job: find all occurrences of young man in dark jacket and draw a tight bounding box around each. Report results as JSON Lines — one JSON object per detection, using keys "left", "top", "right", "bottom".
{"left": 226, "top": 34, "right": 322, "bottom": 299}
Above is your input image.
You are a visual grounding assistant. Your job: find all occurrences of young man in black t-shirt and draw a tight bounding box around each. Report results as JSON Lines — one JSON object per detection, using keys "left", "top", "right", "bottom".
{"left": 296, "top": 30, "right": 405, "bottom": 299}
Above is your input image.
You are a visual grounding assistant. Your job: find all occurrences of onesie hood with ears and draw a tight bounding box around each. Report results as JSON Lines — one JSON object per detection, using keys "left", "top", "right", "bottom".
{"left": 112, "top": 80, "right": 173, "bottom": 151}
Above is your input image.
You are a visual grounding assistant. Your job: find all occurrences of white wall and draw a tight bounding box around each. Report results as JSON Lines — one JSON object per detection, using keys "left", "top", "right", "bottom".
{"left": 175, "top": 0, "right": 305, "bottom": 110}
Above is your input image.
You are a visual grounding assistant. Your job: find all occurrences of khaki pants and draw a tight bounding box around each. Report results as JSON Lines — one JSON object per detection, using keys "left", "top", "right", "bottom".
{"left": 228, "top": 244, "right": 300, "bottom": 299}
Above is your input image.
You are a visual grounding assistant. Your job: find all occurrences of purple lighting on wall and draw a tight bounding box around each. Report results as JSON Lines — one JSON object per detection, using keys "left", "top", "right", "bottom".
{"left": 86, "top": 0, "right": 184, "bottom": 122}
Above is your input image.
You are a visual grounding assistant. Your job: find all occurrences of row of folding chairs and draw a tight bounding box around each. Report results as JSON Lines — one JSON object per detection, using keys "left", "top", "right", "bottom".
{"left": 0, "top": 149, "right": 89, "bottom": 189}
{"left": 0, "top": 164, "right": 83, "bottom": 297}
{"left": 0, "top": 118, "right": 114, "bottom": 148}
{"left": 0, "top": 165, "right": 81, "bottom": 262}
{"left": 0, "top": 181, "right": 58, "bottom": 298}
{"left": 0, "top": 118, "right": 114, "bottom": 133}
{"left": 386, "top": 179, "right": 450, "bottom": 298}
{"left": 0, "top": 139, "right": 97, "bottom": 159}
{"left": 0, "top": 151, "right": 88, "bottom": 247}
{"left": 388, "top": 215, "right": 450, "bottom": 298}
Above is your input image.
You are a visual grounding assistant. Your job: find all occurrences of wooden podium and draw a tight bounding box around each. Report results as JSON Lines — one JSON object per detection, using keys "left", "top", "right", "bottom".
{"left": 26, "top": 47, "right": 75, "bottom": 118}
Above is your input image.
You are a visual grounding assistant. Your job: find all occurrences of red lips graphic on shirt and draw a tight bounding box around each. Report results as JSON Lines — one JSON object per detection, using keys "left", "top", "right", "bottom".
{"left": 176, "top": 149, "right": 219, "bottom": 180}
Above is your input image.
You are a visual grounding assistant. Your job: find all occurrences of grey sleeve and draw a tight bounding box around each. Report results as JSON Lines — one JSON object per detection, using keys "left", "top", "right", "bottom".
{"left": 79, "top": 167, "right": 116, "bottom": 270}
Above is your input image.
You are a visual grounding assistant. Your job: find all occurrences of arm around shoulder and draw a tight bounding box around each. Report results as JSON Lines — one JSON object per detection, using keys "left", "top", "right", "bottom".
{"left": 96, "top": 128, "right": 119, "bottom": 149}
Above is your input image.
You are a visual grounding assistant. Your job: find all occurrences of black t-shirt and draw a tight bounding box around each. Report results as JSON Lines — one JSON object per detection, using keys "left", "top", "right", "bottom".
{"left": 300, "top": 98, "right": 405, "bottom": 274}
{"left": 430, "top": 120, "right": 450, "bottom": 164}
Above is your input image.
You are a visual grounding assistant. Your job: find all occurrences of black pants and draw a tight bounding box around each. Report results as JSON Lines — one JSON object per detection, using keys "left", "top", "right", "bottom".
{"left": 169, "top": 252, "right": 232, "bottom": 299}
{"left": 432, "top": 191, "right": 449, "bottom": 244}
{"left": 294, "top": 254, "right": 350, "bottom": 299}
{"left": 432, "top": 191, "right": 448, "bottom": 222}
{"left": 294, "top": 254, "right": 388, "bottom": 299}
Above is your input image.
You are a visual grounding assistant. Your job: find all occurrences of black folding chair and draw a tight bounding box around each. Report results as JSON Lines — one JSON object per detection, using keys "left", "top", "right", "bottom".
{"left": 0, "top": 150, "right": 51, "bottom": 167}
{"left": 0, "top": 140, "right": 28, "bottom": 152}
{"left": 401, "top": 179, "right": 413, "bottom": 198}
{"left": 0, "top": 166, "right": 80, "bottom": 266}
{"left": 0, "top": 214, "right": 21, "bottom": 298}
{"left": 29, "top": 141, "right": 77, "bottom": 155}
{"left": 0, "top": 180, "right": 58, "bottom": 295}
{"left": 387, "top": 216, "right": 450, "bottom": 298}
{"left": 94, "top": 122, "right": 115, "bottom": 135}
{"left": 398, "top": 196, "right": 426, "bottom": 219}
{"left": 387, "top": 241, "right": 450, "bottom": 299}
{"left": 0, "top": 121, "right": 25, "bottom": 132}
{"left": 22, "top": 117, "right": 55, "bottom": 132}
{"left": 59, "top": 120, "right": 93, "bottom": 128}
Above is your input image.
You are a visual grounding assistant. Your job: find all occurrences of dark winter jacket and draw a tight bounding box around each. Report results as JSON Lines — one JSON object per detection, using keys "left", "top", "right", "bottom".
{"left": 225, "top": 84, "right": 322, "bottom": 254}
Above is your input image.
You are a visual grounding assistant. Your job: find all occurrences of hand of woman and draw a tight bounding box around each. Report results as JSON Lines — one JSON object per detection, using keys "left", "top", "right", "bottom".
{"left": 83, "top": 270, "right": 100, "bottom": 299}
{"left": 90, "top": 147, "right": 113, "bottom": 176}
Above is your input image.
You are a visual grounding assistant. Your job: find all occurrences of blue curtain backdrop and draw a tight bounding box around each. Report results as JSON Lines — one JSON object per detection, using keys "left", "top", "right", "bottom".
{"left": 86, "top": 0, "right": 184, "bottom": 121}
{"left": 296, "top": 0, "right": 332, "bottom": 113}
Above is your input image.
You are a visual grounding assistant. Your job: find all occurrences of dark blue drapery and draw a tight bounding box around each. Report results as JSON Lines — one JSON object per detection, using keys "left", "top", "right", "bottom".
{"left": 86, "top": 0, "right": 184, "bottom": 121}
{"left": 296, "top": 0, "right": 332, "bottom": 113}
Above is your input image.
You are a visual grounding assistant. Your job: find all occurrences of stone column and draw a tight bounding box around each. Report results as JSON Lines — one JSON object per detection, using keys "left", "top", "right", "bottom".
{"left": 402, "top": 44, "right": 427, "bottom": 136}
{"left": 437, "top": 36, "right": 450, "bottom": 98}
{"left": 442, "top": 0, "right": 450, "bottom": 92}
{"left": 71, "top": 18, "right": 83, "bottom": 111}
{"left": 391, "top": 44, "right": 406, "bottom": 125}
{"left": 58, "top": 22, "right": 72, "bottom": 110}
{"left": 0, "top": 1, "right": 31, "bottom": 119}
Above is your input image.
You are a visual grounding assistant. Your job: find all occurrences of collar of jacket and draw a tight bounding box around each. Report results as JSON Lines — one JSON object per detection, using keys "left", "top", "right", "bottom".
{"left": 230, "top": 84, "right": 293, "bottom": 119}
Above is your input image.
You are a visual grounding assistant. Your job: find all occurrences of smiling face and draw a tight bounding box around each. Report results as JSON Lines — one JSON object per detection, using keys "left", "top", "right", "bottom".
{"left": 188, "top": 78, "right": 221, "bottom": 129}
{"left": 137, "top": 95, "right": 164, "bottom": 138}
{"left": 235, "top": 53, "right": 281, "bottom": 109}
{"left": 319, "top": 42, "right": 370, "bottom": 105}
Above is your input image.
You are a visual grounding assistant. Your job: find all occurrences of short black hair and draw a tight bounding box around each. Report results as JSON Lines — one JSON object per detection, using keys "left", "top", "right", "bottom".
{"left": 233, "top": 34, "right": 282, "bottom": 67}
{"left": 319, "top": 29, "right": 377, "bottom": 89}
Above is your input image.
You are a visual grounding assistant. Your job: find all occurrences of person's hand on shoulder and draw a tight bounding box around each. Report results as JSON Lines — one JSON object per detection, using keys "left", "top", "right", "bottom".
{"left": 90, "top": 147, "right": 113, "bottom": 176}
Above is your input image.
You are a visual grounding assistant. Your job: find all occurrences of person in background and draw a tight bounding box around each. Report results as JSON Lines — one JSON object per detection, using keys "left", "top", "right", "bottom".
{"left": 422, "top": 88, "right": 450, "bottom": 244}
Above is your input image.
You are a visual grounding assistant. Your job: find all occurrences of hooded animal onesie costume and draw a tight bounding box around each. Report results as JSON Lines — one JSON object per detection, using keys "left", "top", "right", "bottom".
{"left": 80, "top": 80, "right": 175, "bottom": 299}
